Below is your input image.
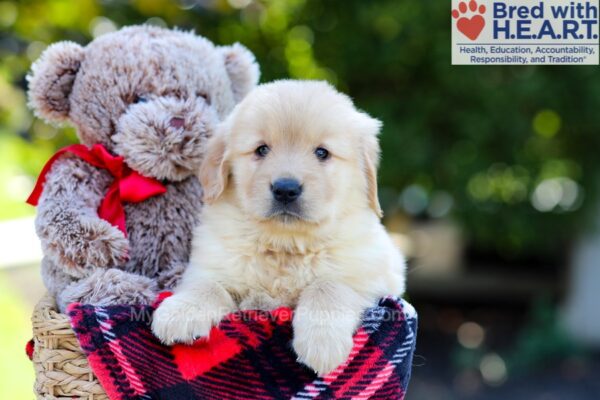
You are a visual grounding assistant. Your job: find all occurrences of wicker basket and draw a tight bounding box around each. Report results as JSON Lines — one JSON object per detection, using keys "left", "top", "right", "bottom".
{"left": 31, "top": 293, "right": 107, "bottom": 400}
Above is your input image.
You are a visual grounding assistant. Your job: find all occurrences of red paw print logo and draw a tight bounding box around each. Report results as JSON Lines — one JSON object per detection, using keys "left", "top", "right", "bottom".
{"left": 452, "top": 0, "right": 486, "bottom": 41}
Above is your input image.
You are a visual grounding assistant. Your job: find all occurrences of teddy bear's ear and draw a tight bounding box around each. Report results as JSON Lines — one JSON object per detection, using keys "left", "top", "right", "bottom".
{"left": 27, "top": 41, "right": 84, "bottom": 123}
{"left": 220, "top": 43, "right": 260, "bottom": 103}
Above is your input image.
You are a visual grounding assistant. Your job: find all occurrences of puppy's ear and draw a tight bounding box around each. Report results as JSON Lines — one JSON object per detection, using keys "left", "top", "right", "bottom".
{"left": 198, "top": 131, "right": 230, "bottom": 204}
{"left": 360, "top": 115, "right": 383, "bottom": 218}
{"left": 220, "top": 43, "right": 260, "bottom": 103}
{"left": 27, "top": 41, "right": 84, "bottom": 123}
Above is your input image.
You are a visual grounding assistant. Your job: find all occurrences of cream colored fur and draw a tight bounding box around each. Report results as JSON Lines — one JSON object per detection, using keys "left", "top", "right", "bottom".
{"left": 152, "top": 80, "right": 406, "bottom": 375}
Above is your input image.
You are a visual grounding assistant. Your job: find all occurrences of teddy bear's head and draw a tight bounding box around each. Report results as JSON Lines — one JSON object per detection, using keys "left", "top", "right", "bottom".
{"left": 27, "top": 25, "right": 259, "bottom": 181}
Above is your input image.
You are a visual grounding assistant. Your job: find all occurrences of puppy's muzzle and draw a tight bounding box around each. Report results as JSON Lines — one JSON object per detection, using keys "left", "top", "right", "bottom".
{"left": 271, "top": 178, "right": 302, "bottom": 204}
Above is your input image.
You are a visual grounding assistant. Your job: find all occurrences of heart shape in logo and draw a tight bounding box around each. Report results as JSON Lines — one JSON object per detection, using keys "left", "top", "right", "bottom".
{"left": 457, "top": 15, "right": 485, "bottom": 40}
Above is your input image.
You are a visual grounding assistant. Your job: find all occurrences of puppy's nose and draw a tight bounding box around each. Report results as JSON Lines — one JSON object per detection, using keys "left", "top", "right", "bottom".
{"left": 169, "top": 117, "right": 185, "bottom": 129}
{"left": 271, "top": 178, "right": 302, "bottom": 204}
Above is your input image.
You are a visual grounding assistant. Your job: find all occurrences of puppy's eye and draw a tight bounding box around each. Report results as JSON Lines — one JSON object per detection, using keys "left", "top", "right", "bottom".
{"left": 255, "top": 144, "right": 270, "bottom": 158}
{"left": 133, "top": 95, "right": 148, "bottom": 104}
{"left": 314, "top": 147, "right": 330, "bottom": 161}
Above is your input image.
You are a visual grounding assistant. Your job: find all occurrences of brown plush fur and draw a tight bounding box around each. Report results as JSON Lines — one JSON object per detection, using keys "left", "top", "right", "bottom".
{"left": 28, "top": 25, "right": 259, "bottom": 311}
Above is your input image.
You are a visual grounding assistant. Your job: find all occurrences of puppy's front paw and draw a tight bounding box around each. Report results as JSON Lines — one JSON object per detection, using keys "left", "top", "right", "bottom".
{"left": 293, "top": 321, "right": 354, "bottom": 376}
{"left": 151, "top": 296, "right": 213, "bottom": 345}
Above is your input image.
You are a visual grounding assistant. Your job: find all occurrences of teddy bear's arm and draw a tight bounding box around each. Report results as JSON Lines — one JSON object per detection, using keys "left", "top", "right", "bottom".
{"left": 34, "top": 156, "right": 129, "bottom": 276}
{"left": 156, "top": 261, "right": 188, "bottom": 290}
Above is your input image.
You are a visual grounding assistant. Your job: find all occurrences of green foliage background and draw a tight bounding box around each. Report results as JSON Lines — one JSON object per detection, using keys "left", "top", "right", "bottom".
{"left": 1, "top": 0, "right": 599, "bottom": 257}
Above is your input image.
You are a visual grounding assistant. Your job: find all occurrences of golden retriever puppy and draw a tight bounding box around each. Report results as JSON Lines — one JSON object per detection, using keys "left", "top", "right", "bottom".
{"left": 152, "top": 80, "right": 406, "bottom": 375}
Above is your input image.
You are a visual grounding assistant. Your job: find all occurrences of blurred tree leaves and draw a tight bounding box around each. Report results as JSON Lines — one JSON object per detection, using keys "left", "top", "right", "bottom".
{"left": 0, "top": 0, "right": 599, "bottom": 258}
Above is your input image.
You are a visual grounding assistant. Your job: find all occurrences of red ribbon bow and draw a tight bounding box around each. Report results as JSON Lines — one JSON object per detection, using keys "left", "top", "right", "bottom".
{"left": 27, "top": 144, "right": 167, "bottom": 236}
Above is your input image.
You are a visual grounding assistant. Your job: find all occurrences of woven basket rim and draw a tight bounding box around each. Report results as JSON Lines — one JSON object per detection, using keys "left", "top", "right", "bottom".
{"left": 32, "top": 293, "right": 107, "bottom": 400}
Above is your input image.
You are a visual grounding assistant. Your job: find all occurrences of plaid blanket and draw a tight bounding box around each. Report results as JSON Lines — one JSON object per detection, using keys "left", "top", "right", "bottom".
{"left": 68, "top": 293, "right": 417, "bottom": 400}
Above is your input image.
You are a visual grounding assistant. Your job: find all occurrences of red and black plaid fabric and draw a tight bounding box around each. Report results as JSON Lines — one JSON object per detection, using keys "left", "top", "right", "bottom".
{"left": 67, "top": 294, "right": 417, "bottom": 400}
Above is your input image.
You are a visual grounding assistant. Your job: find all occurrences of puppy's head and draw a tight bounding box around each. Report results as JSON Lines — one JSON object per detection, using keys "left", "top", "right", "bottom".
{"left": 199, "top": 80, "right": 382, "bottom": 227}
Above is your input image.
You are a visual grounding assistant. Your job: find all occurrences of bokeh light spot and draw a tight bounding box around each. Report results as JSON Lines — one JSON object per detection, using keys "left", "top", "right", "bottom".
{"left": 428, "top": 191, "right": 454, "bottom": 218}
{"left": 89, "top": 16, "right": 118, "bottom": 38}
{"left": 480, "top": 353, "right": 507, "bottom": 386}
{"left": 6, "top": 174, "right": 33, "bottom": 201}
{"left": 228, "top": 0, "right": 252, "bottom": 9}
{"left": 531, "top": 178, "right": 562, "bottom": 211}
{"left": 145, "top": 17, "right": 167, "bottom": 28}
{"left": 177, "top": 0, "right": 197, "bottom": 10}
{"left": 533, "top": 109, "right": 561, "bottom": 138}
{"left": 531, "top": 177, "right": 583, "bottom": 212}
{"left": 0, "top": 2, "right": 17, "bottom": 28}
{"left": 26, "top": 42, "right": 47, "bottom": 62}
{"left": 531, "top": 177, "right": 582, "bottom": 212}
{"left": 400, "top": 184, "right": 428, "bottom": 215}
{"left": 457, "top": 321, "right": 485, "bottom": 349}
{"left": 288, "top": 25, "right": 314, "bottom": 45}
{"left": 454, "top": 369, "right": 481, "bottom": 396}
{"left": 374, "top": 15, "right": 400, "bottom": 40}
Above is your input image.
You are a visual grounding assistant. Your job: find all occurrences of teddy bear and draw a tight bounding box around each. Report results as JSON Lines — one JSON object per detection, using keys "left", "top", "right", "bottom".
{"left": 26, "top": 25, "right": 259, "bottom": 312}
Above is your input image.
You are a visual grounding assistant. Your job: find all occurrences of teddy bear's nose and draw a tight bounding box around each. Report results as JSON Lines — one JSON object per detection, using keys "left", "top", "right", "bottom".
{"left": 169, "top": 117, "right": 185, "bottom": 129}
